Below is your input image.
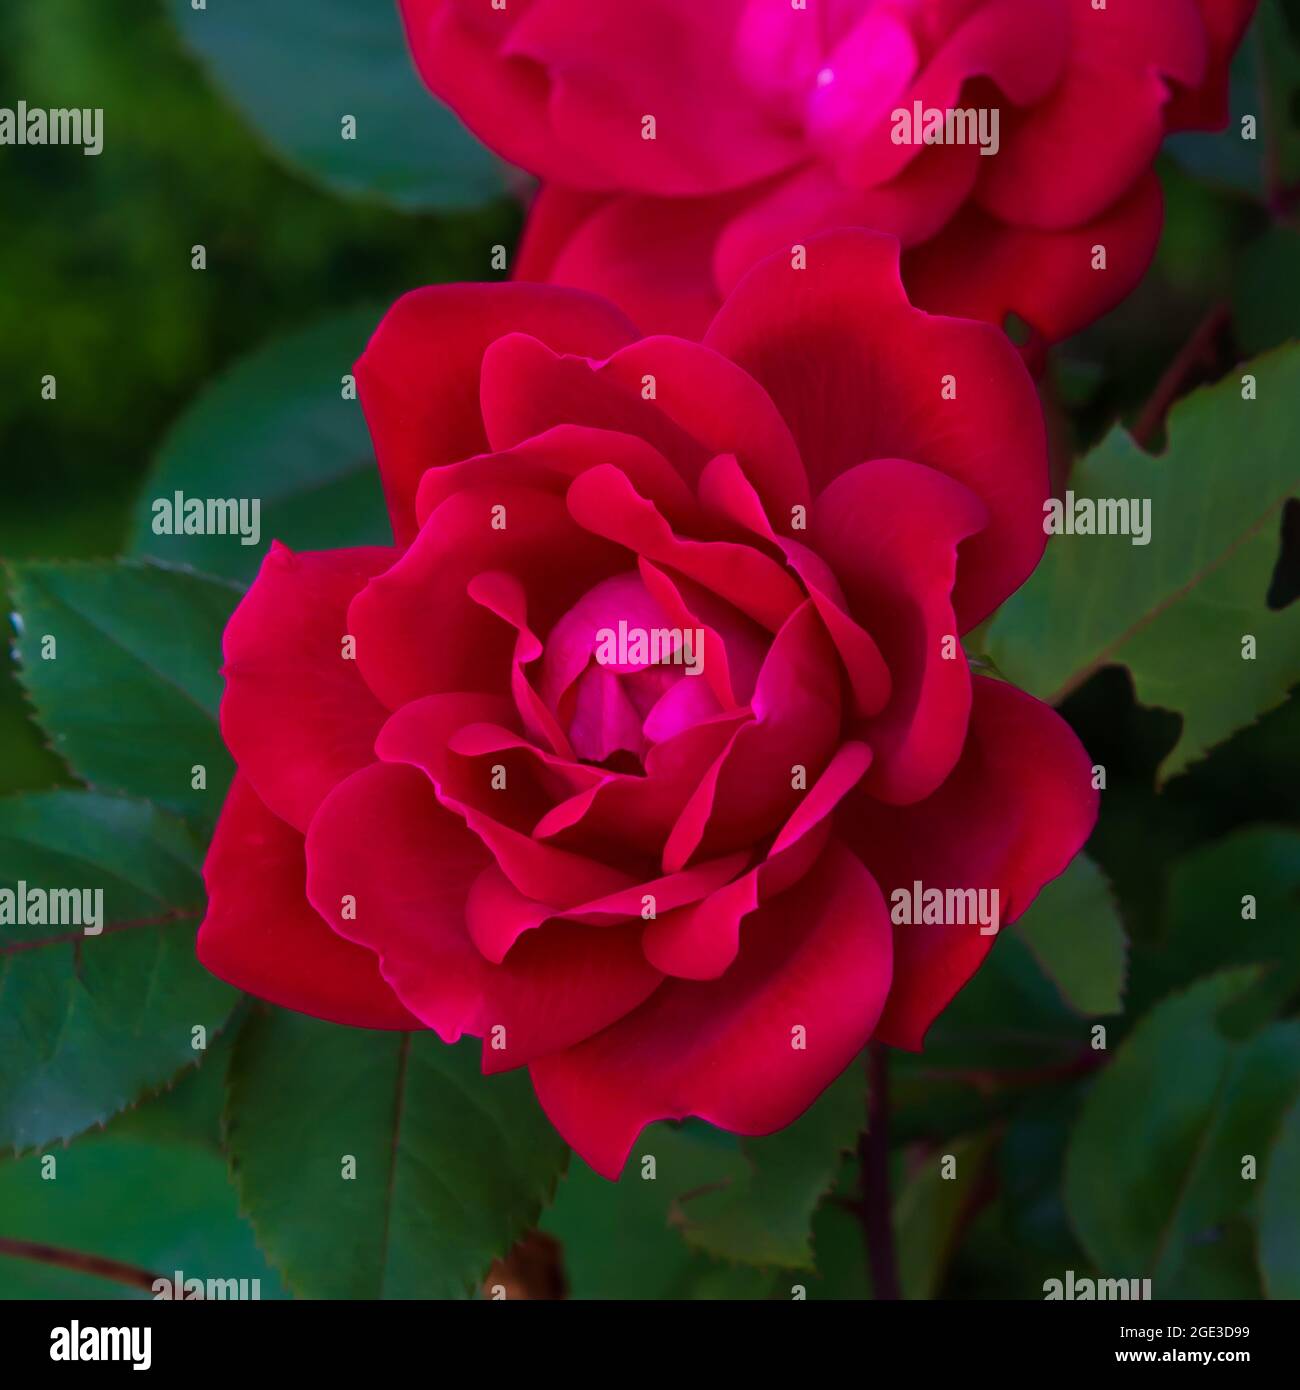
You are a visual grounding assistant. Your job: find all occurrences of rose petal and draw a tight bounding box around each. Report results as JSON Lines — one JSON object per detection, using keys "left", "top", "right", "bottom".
{"left": 529, "top": 840, "right": 892, "bottom": 1179}
{"left": 597, "top": 335, "right": 811, "bottom": 520}
{"left": 414, "top": 423, "right": 699, "bottom": 533}
{"left": 714, "top": 149, "right": 979, "bottom": 291}
{"left": 839, "top": 676, "right": 1099, "bottom": 1051}
{"left": 533, "top": 712, "right": 748, "bottom": 859}
{"left": 399, "top": 0, "right": 621, "bottom": 190}
{"left": 220, "top": 543, "right": 394, "bottom": 832}
{"left": 478, "top": 331, "right": 712, "bottom": 488}
{"left": 376, "top": 697, "right": 641, "bottom": 905}
{"left": 465, "top": 850, "right": 749, "bottom": 963}
{"left": 305, "top": 760, "right": 662, "bottom": 1068}
{"left": 500, "top": 0, "right": 803, "bottom": 195}
{"left": 644, "top": 740, "right": 871, "bottom": 979}
{"left": 977, "top": 0, "right": 1206, "bottom": 230}
{"left": 348, "top": 482, "right": 624, "bottom": 709}
{"left": 663, "top": 601, "right": 842, "bottom": 869}
{"left": 825, "top": 0, "right": 1071, "bottom": 188}
{"left": 698, "top": 453, "right": 891, "bottom": 717}
{"left": 198, "top": 775, "right": 417, "bottom": 1029}
{"left": 529, "top": 188, "right": 751, "bottom": 339}
{"left": 903, "top": 173, "right": 1165, "bottom": 346}
{"left": 705, "top": 229, "right": 1047, "bottom": 628}
{"left": 566, "top": 464, "right": 804, "bottom": 631}
{"left": 357, "top": 282, "right": 636, "bottom": 545}
{"left": 1167, "top": 0, "right": 1260, "bottom": 131}
{"left": 816, "top": 458, "right": 987, "bottom": 804}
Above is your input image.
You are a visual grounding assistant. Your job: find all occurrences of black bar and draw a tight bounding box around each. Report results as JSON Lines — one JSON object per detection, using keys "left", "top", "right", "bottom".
{"left": 5, "top": 1299, "right": 1281, "bottom": 1375}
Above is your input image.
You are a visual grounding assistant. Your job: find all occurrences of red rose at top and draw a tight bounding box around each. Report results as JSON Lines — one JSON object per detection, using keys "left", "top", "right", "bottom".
{"left": 401, "top": 0, "right": 1256, "bottom": 342}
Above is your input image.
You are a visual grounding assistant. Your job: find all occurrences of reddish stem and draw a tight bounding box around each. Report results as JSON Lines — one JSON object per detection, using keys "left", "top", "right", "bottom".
{"left": 0, "top": 1235, "right": 163, "bottom": 1294}
{"left": 858, "top": 1042, "right": 901, "bottom": 1300}
{"left": 1131, "top": 302, "right": 1231, "bottom": 449}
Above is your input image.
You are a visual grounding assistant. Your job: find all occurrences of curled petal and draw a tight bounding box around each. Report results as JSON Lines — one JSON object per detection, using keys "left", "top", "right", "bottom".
{"left": 357, "top": 282, "right": 636, "bottom": 545}
{"left": 199, "top": 775, "right": 417, "bottom": 1029}
{"left": 705, "top": 230, "right": 1048, "bottom": 628}
{"left": 566, "top": 464, "right": 804, "bottom": 631}
{"left": 839, "top": 677, "right": 1099, "bottom": 1051}
{"left": 305, "top": 761, "right": 662, "bottom": 1069}
{"left": 348, "top": 482, "right": 624, "bottom": 708}
{"left": 376, "top": 697, "right": 641, "bottom": 905}
{"left": 220, "top": 543, "right": 394, "bottom": 832}
{"left": 645, "top": 740, "right": 871, "bottom": 979}
{"left": 977, "top": 0, "right": 1205, "bottom": 230}
{"left": 663, "top": 600, "right": 842, "bottom": 869}
{"left": 816, "top": 458, "right": 986, "bottom": 804}
{"left": 530, "top": 841, "right": 892, "bottom": 1179}
{"left": 903, "top": 174, "right": 1165, "bottom": 346}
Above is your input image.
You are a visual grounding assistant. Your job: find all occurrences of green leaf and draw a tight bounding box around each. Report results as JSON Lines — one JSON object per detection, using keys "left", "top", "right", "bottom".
{"left": 1130, "top": 826, "right": 1300, "bottom": 1017}
{"left": 1013, "top": 856, "right": 1127, "bottom": 1016}
{"left": 1235, "top": 228, "right": 1300, "bottom": 357}
{"left": 948, "top": 1202, "right": 1075, "bottom": 1299}
{"left": 1163, "top": 1214, "right": 1264, "bottom": 1299}
{"left": 8, "top": 559, "right": 240, "bottom": 821}
{"left": 1000, "top": 1088, "right": 1088, "bottom": 1263}
{"left": 0, "top": 1128, "right": 284, "bottom": 1300}
{"left": 1255, "top": 0, "right": 1300, "bottom": 192}
{"left": 0, "top": 790, "right": 236, "bottom": 1152}
{"left": 541, "top": 1123, "right": 776, "bottom": 1299}
{"left": 676, "top": 1065, "right": 864, "bottom": 1270}
{"left": 168, "top": 0, "right": 508, "bottom": 212}
{"left": 128, "top": 309, "right": 392, "bottom": 587}
{"left": 891, "top": 1062, "right": 1022, "bottom": 1144}
{"left": 1064, "top": 971, "right": 1300, "bottom": 1288}
{"left": 987, "top": 347, "right": 1300, "bottom": 782}
{"left": 111, "top": 1012, "right": 247, "bottom": 1154}
{"left": 1259, "top": 1094, "right": 1300, "bottom": 1298}
{"left": 805, "top": 1170, "right": 872, "bottom": 1299}
{"left": 917, "top": 934, "right": 1086, "bottom": 1073}
{"left": 0, "top": 578, "right": 69, "bottom": 798}
{"left": 225, "top": 1009, "right": 568, "bottom": 1299}
{"left": 895, "top": 1132, "right": 996, "bottom": 1300}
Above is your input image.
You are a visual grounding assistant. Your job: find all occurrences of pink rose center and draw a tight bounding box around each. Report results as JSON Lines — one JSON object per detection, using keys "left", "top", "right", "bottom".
{"left": 539, "top": 572, "right": 724, "bottom": 771}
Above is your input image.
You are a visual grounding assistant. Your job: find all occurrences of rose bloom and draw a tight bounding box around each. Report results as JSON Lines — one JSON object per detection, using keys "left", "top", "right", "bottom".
{"left": 401, "top": 0, "right": 1256, "bottom": 343}
{"left": 198, "top": 233, "right": 1096, "bottom": 1179}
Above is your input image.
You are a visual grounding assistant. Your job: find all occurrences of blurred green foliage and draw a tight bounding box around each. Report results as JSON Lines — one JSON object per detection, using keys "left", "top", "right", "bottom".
{"left": 0, "top": 0, "right": 517, "bottom": 799}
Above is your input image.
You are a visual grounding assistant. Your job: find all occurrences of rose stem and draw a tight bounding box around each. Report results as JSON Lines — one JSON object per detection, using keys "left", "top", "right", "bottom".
{"left": 858, "top": 1041, "right": 901, "bottom": 1300}
{"left": 0, "top": 1235, "right": 163, "bottom": 1294}
{"left": 1131, "top": 301, "right": 1231, "bottom": 449}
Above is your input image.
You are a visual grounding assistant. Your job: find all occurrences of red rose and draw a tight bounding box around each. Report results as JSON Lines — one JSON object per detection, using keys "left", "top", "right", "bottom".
{"left": 401, "top": 0, "right": 1256, "bottom": 342}
{"left": 198, "top": 233, "right": 1096, "bottom": 1178}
